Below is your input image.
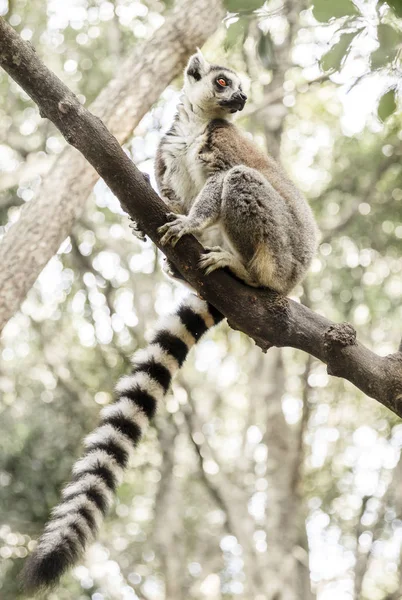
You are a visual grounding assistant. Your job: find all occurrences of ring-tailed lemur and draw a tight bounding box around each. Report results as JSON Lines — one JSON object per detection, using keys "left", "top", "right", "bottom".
{"left": 22, "top": 51, "right": 317, "bottom": 593}
{"left": 156, "top": 50, "right": 318, "bottom": 292}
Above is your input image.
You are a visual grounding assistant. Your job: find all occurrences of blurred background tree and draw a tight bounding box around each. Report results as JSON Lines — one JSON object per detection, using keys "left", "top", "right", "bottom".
{"left": 1, "top": 1, "right": 402, "bottom": 599}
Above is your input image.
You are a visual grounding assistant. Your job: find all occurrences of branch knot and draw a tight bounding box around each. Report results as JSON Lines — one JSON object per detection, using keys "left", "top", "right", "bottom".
{"left": 58, "top": 100, "right": 72, "bottom": 114}
{"left": 324, "top": 322, "right": 356, "bottom": 349}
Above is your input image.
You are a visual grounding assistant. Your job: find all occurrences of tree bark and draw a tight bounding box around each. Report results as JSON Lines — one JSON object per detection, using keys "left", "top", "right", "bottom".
{"left": 0, "top": 0, "right": 225, "bottom": 333}
{"left": 1, "top": 17, "right": 402, "bottom": 420}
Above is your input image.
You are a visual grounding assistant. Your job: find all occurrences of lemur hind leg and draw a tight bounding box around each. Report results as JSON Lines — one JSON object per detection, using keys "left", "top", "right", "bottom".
{"left": 219, "top": 166, "right": 292, "bottom": 293}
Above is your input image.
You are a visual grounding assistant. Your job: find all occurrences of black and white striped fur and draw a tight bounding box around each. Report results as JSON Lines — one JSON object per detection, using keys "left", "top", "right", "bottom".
{"left": 22, "top": 295, "right": 223, "bottom": 593}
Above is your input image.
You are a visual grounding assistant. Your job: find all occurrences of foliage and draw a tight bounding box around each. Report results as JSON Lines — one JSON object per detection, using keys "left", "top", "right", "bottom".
{"left": 311, "top": 0, "right": 402, "bottom": 121}
{"left": 312, "top": 0, "right": 358, "bottom": 22}
{"left": 377, "top": 87, "right": 398, "bottom": 121}
{"left": 320, "top": 29, "right": 363, "bottom": 72}
{"left": 224, "top": 0, "right": 266, "bottom": 13}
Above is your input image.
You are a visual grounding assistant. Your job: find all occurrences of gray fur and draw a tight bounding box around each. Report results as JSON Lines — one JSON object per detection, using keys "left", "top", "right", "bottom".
{"left": 156, "top": 51, "right": 318, "bottom": 294}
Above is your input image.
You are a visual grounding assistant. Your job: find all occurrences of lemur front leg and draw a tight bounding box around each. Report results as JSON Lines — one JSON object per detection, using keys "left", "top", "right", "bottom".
{"left": 158, "top": 174, "right": 223, "bottom": 247}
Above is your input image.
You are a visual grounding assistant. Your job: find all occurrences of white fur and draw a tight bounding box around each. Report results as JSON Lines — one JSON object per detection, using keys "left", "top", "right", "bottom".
{"left": 62, "top": 473, "right": 113, "bottom": 508}
{"left": 84, "top": 423, "right": 134, "bottom": 457}
{"left": 161, "top": 102, "right": 208, "bottom": 212}
{"left": 101, "top": 397, "right": 149, "bottom": 432}
{"left": 132, "top": 343, "right": 179, "bottom": 376}
{"left": 51, "top": 495, "right": 103, "bottom": 528}
{"left": 73, "top": 449, "right": 124, "bottom": 485}
{"left": 115, "top": 372, "right": 164, "bottom": 403}
{"left": 44, "top": 512, "right": 93, "bottom": 540}
{"left": 37, "top": 529, "right": 77, "bottom": 555}
{"left": 184, "top": 295, "right": 215, "bottom": 329}
{"left": 156, "top": 313, "right": 196, "bottom": 348}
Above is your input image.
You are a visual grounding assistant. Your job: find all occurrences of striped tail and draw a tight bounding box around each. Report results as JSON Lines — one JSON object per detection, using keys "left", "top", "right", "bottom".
{"left": 22, "top": 295, "right": 223, "bottom": 593}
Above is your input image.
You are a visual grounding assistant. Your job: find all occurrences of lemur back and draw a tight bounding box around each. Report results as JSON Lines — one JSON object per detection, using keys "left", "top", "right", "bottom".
{"left": 22, "top": 52, "right": 317, "bottom": 593}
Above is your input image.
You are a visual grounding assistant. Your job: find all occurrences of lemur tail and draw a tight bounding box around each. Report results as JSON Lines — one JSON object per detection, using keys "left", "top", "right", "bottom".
{"left": 22, "top": 295, "right": 223, "bottom": 593}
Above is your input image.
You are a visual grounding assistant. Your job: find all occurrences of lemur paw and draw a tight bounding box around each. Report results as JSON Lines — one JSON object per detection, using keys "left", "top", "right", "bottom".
{"left": 129, "top": 218, "right": 146, "bottom": 242}
{"left": 158, "top": 213, "right": 191, "bottom": 247}
{"left": 199, "top": 247, "right": 233, "bottom": 275}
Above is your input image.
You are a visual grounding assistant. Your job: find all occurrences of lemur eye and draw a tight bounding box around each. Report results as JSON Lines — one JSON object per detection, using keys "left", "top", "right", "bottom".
{"left": 217, "top": 78, "right": 227, "bottom": 87}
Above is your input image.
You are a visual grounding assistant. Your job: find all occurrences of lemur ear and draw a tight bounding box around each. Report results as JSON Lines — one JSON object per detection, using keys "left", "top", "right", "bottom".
{"left": 186, "top": 50, "right": 210, "bottom": 82}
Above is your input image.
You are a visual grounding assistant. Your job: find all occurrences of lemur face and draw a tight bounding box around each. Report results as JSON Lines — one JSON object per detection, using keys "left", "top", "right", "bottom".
{"left": 184, "top": 51, "right": 247, "bottom": 116}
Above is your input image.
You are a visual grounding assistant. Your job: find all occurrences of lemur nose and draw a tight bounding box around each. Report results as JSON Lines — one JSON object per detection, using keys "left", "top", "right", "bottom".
{"left": 239, "top": 92, "right": 247, "bottom": 101}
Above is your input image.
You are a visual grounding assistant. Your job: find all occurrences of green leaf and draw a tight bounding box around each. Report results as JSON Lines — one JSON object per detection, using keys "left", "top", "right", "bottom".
{"left": 224, "top": 18, "right": 248, "bottom": 50}
{"left": 377, "top": 87, "right": 397, "bottom": 122}
{"left": 257, "top": 31, "right": 277, "bottom": 70}
{"left": 370, "top": 23, "right": 400, "bottom": 69}
{"left": 312, "top": 0, "right": 359, "bottom": 22}
{"left": 224, "top": 0, "right": 265, "bottom": 13}
{"left": 320, "top": 30, "right": 362, "bottom": 72}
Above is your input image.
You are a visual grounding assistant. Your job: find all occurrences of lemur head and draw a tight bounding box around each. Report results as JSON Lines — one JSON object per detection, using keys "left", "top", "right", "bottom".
{"left": 184, "top": 50, "right": 247, "bottom": 118}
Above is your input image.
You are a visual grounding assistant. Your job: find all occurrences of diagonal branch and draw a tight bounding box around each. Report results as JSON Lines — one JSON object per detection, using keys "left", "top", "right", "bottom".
{"left": 1, "top": 18, "right": 402, "bottom": 419}
{"left": 0, "top": 0, "right": 225, "bottom": 333}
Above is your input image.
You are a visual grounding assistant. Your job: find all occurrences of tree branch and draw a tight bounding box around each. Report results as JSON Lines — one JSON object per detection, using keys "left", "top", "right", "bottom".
{"left": 0, "top": 0, "right": 225, "bottom": 333}
{"left": 1, "top": 18, "right": 402, "bottom": 419}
